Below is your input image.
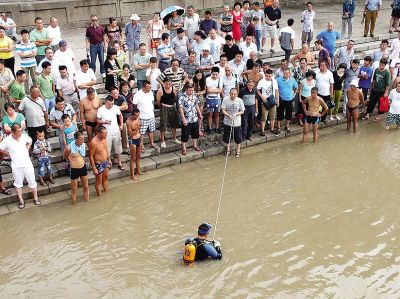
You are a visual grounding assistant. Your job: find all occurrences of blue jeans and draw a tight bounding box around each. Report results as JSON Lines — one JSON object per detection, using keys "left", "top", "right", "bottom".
{"left": 38, "top": 156, "right": 53, "bottom": 177}
{"left": 45, "top": 96, "right": 55, "bottom": 113}
{"left": 136, "top": 80, "right": 145, "bottom": 91}
{"left": 89, "top": 43, "right": 105, "bottom": 74}
{"left": 329, "top": 53, "right": 335, "bottom": 70}
{"left": 255, "top": 30, "right": 262, "bottom": 52}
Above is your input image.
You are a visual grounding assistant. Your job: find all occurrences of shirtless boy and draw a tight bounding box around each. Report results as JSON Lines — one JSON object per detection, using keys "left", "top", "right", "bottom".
{"left": 80, "top": 87, "right": 101, "bottom": 142}
{"left": 89, "top": 126, "right": 111, "bottom": 196}
{"left": 126, "top": 108, "right": 141, "bottom": 181}
{"left": 302, "top": 87, "right": 329, "bottom": 143}
{"left": 63, "top": 131, "right": 89, "bottom": 204}
{"left": 346, "top": 79, "right": 364, "bottom": 132}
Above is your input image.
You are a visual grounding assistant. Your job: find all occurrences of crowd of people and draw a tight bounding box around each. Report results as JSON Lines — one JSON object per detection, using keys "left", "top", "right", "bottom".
{"left": 0, "top": 0, "right": 399, "bottom": 209}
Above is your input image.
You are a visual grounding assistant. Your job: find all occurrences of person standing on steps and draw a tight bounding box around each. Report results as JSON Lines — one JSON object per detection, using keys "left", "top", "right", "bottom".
{"left": 126, "top": 108, "right": 142, "bottom": 181}
{"left": 30, "top": 17, "right": 51, "bottom": 64}
{"left": 316, "top": 22, "right": 341, "bottom": 70}
{"left": 364, "top": 0, "right": 381, "bottom": 38}
{"left": 0, "top": 123, "right": 40, "bottom": 209}
{"left": 300, "top": 2, "right": 315, "bottom": 47}
{"left": 125, "top": 14, "right": 142, "bottom": 64}
{"left": 85, "top": 14, "right": 106, "bottom": 78}
{"left": 89, "top": 126, "right": 111, "bottom": 197}
{"left": 276, "top": 68, "right": 298, "bottom": 133}
{"left": 342, "top": 0, "right": 356, "bottom": 39}
{"left": 80, "top": 87, "right": 101, "bottom": 143}
{"left": 64, "top": 131, "right": 89, "bottom": 204}
{"left": 263, "top": 0, "right": 281, "bottom": 54}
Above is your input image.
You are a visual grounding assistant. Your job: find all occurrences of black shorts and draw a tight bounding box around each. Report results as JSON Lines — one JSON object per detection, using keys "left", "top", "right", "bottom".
{"left": 70, "top": 165, "right": 88, "bottom": 180}
{"left": 223, "top": 125, "right": 242, "bottom": 144}
{"left": 392, "top": 8, "right": 400, "bottom": 18}
{"left": 181, "top": 122, "right": 199, "bottom": 142}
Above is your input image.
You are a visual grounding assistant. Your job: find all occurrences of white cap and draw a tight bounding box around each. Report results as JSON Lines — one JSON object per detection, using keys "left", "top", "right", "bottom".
{"left": 350, "top": 79, "right": 359, "bottom": 87}
{"left": 130, "top": 14, "right": 140, "bottom": 21}
{"left": 202, "top": 44, "right": 210, "bottom": 51}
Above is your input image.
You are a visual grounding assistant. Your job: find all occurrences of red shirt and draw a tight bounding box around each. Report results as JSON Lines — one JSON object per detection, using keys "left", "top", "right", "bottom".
{"left": 86, "top": 25, "right": 105, "bottom": 44}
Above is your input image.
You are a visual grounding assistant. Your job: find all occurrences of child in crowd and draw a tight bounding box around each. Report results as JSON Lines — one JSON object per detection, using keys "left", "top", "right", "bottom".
{"left": 33, "top": 130, "right": 54, "bottom": 186}
{"left": 126, "top": 108, "right": 141, "bottom": 181}
{"left": 358, "top": 56, "right": 373, "bottom": 101}
{"left": 62, "top": 114, "right": 78, "bottom": 146}
{"left": 146, "top": 57, "right": 161, "bottom": 107}
{"left": 385, "top": 81, "right": 400, "bottom": 129}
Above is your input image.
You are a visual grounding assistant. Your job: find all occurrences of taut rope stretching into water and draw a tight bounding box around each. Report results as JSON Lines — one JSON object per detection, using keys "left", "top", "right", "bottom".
{"left": 212, "top": 123, "right": 234, "bottom": 241}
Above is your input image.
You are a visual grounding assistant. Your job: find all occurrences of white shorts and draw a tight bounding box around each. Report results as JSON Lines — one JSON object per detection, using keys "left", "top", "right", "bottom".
{"left": 262, "top": 24, "right": 277, "bottom": 38}
{"left": 12, "top": 165, "right": 37, "bottom": 189}
{"left": 106, "top": 131, "right": 123, "bottom": 154}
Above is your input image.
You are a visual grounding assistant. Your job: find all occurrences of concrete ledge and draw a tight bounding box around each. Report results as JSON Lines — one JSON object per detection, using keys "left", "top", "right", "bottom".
{"left": 151, "top": 152, "right": 180, "bottom": 168}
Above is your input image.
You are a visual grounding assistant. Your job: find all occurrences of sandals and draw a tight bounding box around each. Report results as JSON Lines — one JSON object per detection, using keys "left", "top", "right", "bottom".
{"left": 226, "top": 149, "right": 231, "bottom": 157}
{"left": 193, "top": 146, "right": 201, "bottom": 152}
{"left": 0, "top": 188, "right": 11, "bottom": 195}
{"left": 118, "top": 164, "right": 126, "bottom": 171}
{"left": 33, "top": 199, "right": 41, "bottom": 206}
{"left": 235, "top": 151, "right": 240, "bottom": 158}
{"left": 181, "top": 148, "right": 187, "bottom": 156}
{"left": 18, "top": 201, "right": 25, "bottom": 209}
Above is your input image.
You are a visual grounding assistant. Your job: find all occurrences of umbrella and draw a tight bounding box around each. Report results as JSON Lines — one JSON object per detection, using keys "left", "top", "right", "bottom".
{"left": 160, "top": 5, "right": 185, "bottom": 24}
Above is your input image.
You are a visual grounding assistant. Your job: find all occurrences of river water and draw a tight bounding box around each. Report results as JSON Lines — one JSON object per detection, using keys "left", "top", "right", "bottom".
{"left": 0, "top": 122, "right": 399, "bottom": 298}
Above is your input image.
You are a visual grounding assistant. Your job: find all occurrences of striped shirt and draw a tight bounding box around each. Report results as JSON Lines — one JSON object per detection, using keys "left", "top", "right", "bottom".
{"left": 157, "top": 67, "right": 187, "bottom": 92}
{"left": 16, "top": 41, "right": 37, "bottom": 68}
{"left": 157, "top": 42, "right": 174, "bottom": 64}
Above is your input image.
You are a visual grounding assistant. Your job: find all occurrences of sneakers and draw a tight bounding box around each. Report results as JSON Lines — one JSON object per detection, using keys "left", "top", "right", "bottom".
{"left": 205, "top": 128, "right": 212, "bottom": 134}
{"left": 334, "top": 115, "right": 341, "bottom": 120}
{"left": 214, "top": 128, "right": 222, "bottom": 134}
{"left": 160, "top": 141, "right": 166, "bottom": 149}
{"left": 328, "top": 115, "right": 334, "bottom": 121}
{"left": 173, "top": 139, "right": 181, "bottom": 145}
{"left": 270, "top": 129, "right": 279, "bottom": 136}
{"left": 102, "top": 73, "right": 106, "bottom": 78}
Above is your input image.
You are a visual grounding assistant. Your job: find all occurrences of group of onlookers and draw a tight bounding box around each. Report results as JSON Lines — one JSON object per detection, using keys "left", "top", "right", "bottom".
{"left": 0, "top": 0, "right": 400, "bottom": 210}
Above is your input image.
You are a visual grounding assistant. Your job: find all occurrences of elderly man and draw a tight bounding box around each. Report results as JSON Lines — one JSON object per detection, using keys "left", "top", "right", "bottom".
{"left": 0, "top": 123, "right": 40, "bottom": 209}
{"left": 364, "top": 0, "right": 381, "bottom": 38}
{"left": 125, "top": 14, "right": 142, "bottom": 64}
{"left": 85, "top": 14, "right": 106, "bottom": 76}
{"left": 291, "top": 43, "right": 316, "bottom": 67}
{"left": 181, "top": 51, "right": 199, "bottom": 81}
{"left": 316, "top": 22, "right": 341, "bottom": 69}
{"left": 240, "top": 35, "right": 258, "bottom": 63}
{"left": 56, "top": 65, "right": 79, "bottom": 115}
{"left": 18, "top": 86, "right": 49, "bottom": 145}
{"left": 335, "top": 39, "right": 355, "bottom": 69}
{"left": 30, "top": 17, "right": 51, "bottom": 64}
{"left": 133, "top": 43, "right": 152, "bottom": 90}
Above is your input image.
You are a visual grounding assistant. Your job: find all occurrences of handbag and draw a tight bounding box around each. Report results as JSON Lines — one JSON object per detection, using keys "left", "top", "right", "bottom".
{"left": 263, "top": 79, "right": 277, "bottom": 110}
{"left": 206, "top": 80, "right": 221, "bottom": 108}
{"left": 326, "top": 99, "right": 336, "bottom": 109}
{"left": 150, "top": 21, "right": 161, "bottom": 49}
{"left": 379, "top": 96, "right": 390, "bottom": 113}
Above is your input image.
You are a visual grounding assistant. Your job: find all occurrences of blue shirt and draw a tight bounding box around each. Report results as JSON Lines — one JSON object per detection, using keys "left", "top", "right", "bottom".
{"left": 124, "top": 22, "right": 141, "bottom": 50}
{"left": 16, "top": 41, "right": 37, "bottom": 68}
{"left": 316, "top": 30, "right": 341, "bottom": 55}
{"left": 365, "top": 0, "right": 381, "bottom": 11}
{"left": 277, "top": 76, "right": 298, "bottom": 101}
{"left": 343, "top": 1, "right": 356, "bottom": 18}
{"left": 358, "top": 66, "right": 373, "bottom": 89}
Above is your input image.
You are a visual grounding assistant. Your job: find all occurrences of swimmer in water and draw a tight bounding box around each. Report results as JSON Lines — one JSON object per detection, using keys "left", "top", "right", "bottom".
{"left": 302, "top": 87, "right": 328, "bottom": 143}
{"left": 183, "top": 222, "right": 222, "bottom": 263}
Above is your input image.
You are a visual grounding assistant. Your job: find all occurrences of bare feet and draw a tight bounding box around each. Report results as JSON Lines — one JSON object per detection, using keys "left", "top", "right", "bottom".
{"left": 131, "top": 175, "right": 139, "bottom": 182}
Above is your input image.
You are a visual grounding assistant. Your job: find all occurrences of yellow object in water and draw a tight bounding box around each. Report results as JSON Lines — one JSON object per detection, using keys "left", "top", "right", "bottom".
{"left": 183, "top": 243, "right": 196, "bottom": 263}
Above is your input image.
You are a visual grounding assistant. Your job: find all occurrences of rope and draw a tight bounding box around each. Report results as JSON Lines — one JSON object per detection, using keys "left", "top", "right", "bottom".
{"left": 212, "top": 121, "right": 234, "bottom": 241}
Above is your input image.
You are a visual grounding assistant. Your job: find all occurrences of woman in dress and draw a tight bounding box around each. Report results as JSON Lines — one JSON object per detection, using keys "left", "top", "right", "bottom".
{"left": 167, "top": 11, "right": 184, "bottom": 41}
{"left": 147, "top": 12, "right": 165, "bottom": 56}
{"left": 193, "top": 69, "right": 206, "bottom": 136}
{"left": 219, "top": 5, "right": 233, "bottom": 37}
{"left": 105, "top": 17, "right": 122, "bottom": 49}
{"left": 118, "top": 64, "right": 135, "bottom": 91}
{"left": 232, "top": 2, "right": 244, "bottom": 44}
{"left": 241, "top": 0, "right": 252, "bottom": 41}
{"left": 104, "top": 48, "right": 121, "bottom": 92}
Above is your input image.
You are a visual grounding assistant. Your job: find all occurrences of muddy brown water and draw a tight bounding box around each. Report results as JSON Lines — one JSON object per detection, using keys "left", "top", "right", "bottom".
{"left": 0, "top": 122, "right": 399, "bottom": 298}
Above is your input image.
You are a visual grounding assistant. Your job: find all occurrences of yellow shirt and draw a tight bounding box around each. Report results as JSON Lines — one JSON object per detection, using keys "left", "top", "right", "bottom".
{"left": 0, "top": 36, "right": 13, "bottom": 59}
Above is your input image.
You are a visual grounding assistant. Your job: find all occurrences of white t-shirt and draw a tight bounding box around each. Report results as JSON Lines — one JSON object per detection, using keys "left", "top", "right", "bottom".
{"left": 145, "top": 68, "right": 161, "bottom": 91}
{"left": 301, "top": 10, "right": 315, "bottom": 32}
{"left": 229, "top": 60, "right": 246, "bottom": 85}
{"left": 389, "top": 88, "right": 400, "bottom": 114}
{"left": 390, "top": 38, "right": 400, "bottom": 61}
{"left": 0, "top": 134, "right": 32, "bottom": 168}
{"left": 75, "top": 68, "right": 96, "bottom": 99}
{"left": 239, "top": 42, "right": 257, "bottom": 63}
{"left": 257, "top": 78, "right": 278, "bottom": 98}
{"left": 205, "top": 36, "right": 225, "bottom": 62}
{"left": 206, "top": 76, "right": 222, "bottom": 98}
{"left": 183, "top": 13, "right": 200, "bottom": 40}
{"left": 221, "top": 96, "right": 245, "bottom": 127}
{"left": 46, "top": 25, "right": 62, "bottom": 46}
{"left": 217, "top": 63, "right": 226, "bottom": 78}
{"left": 53, "top": 48, "right": 76, "bottom": 75}
{"left": 222, "top": 75, "right": 238, "bottom": 98}
{"left": 97, "top": 105, "right": 121, "bottom": 135}
{"left": 315, "top": 69, "right": 334, "bottom": 96}
{"left": 132, "top": 89, "right": 155, "bottom": 119}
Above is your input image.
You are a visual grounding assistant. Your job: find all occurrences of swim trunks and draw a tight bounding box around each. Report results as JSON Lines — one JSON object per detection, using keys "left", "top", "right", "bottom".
{"left": 94, "top": 160, "right": 110, "bottom": 174}
{"left": 70, "top": 165, "right": 88, "bottom": 180}
{"left": 86, "top": 121, "right": 97, "bottom": 128}
{"left": 304, "top": 115, "right": 321, "bottom": 124}
{"left": 346, "top": 105, "right": 358, "bottom": 113}
{"left": 128, "top": 137, "right": 141, "bottom": 147}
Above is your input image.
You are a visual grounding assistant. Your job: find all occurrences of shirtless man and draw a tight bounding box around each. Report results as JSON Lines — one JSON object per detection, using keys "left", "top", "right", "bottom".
{"left": 80, "top": 87, "right": 101, "bottom": 142}
{"left": 63, "top": 131, "right": 89, "bottom": 204}
{"left": 302, "top": 87, "right": 329, "bottom": 143}
{"left": 126, "top": 108, "right": 141, "bottom": 181}
{"left": 89, "top": 126, "right": 111, "bottom": 196}
{"left": 291, "top": 44, "right": 316, "bottom": 67}
{"left": 346, "top": 79, "right": 364, "bottom": 132}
